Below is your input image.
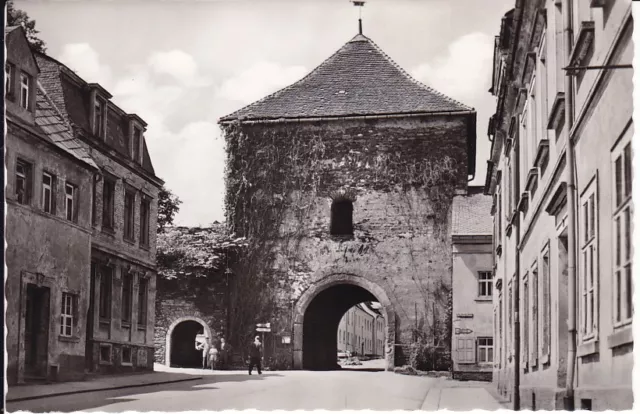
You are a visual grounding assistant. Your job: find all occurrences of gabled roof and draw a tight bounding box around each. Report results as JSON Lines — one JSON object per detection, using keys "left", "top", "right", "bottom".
{"left": 35, "top": 84, "right": 98, "bottom": 170}
{"left": 452, "top": 187, "right": 493, "bottom": 237}
{"left": 220, "top": 34, "right": 473, "bottom": 123}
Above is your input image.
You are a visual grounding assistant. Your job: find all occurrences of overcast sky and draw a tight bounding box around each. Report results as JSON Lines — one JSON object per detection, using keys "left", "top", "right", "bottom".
{"left": 23, "top": 0, "right": 514, "bottom": 226}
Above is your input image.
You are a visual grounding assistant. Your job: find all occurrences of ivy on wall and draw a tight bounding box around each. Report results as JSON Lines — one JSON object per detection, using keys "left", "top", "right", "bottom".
{"left": 221, "top": 119, "right": 463, "bottom": 354}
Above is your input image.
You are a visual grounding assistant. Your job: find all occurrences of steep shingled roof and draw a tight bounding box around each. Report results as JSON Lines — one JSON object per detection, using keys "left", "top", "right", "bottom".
{"left": 220, "top": 34, "right": 473, "bottom": 123}
{"left": 35, "top": 85, "right": 98, "bottom": 170}
{"left": 452, "top": 189, "right": 493, "bottom": 237}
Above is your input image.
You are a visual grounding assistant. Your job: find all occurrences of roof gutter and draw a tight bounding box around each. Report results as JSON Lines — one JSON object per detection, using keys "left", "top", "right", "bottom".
{"left": 218, "top": 110, "right": 476, "bottom": 126}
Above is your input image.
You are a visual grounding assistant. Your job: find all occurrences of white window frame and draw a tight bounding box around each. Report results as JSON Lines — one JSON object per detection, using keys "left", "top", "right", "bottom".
{"left": 537, "top": 33, "right": 548, "bottom": 148}
{"left": 478, "top": 271, "right": 493, "bottom": 299}
{"left": 580, "top": 175, "right": 599, "bottom": 342}
{"left": 541, "top": 246, "right": 551, "bottom": 359}
{"left": 65, "top": 182, "right": 77, "bottom": 222}
{"left": 42, "top": 172, "right": 54, "bottom": 214}
{"left": 20, "top": 71, "right": 29, "bottom": 110}
{"left": 99, "top": 344, "right": 112, "bottom": 364}
{"left": 6, "top": 63, "right": 13, "bottom": 95}
{"left": 477, "top": 337, "right": 494, "bottom": 364}
{"left": 60, "top": 292, "right": 75, "bottom": 337}
{"left": 612, "top": 140, "right": 633, "bottom": 327}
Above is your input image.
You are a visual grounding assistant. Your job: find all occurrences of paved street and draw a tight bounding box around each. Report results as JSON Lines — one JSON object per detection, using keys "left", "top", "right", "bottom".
{"left": 7, "top": 365, "right": 505, "bottom": 412}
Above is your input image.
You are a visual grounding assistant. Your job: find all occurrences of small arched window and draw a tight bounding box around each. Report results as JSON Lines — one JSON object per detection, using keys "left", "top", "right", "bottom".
{"left": 330, "top": 199, "right": 353, "bottom": 235}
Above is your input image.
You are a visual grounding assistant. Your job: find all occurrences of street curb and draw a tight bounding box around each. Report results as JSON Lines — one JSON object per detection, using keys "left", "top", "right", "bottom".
{"left": 6, "top": 376, "right": 204, "bottom": 403}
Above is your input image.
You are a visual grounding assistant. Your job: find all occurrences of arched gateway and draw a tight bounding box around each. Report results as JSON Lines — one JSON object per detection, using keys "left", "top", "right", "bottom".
{"left": 165, "top": 317, "right": 212, "bottom": 368}
{"left": 293, "top": 274, "right": 395, "bottom": 371}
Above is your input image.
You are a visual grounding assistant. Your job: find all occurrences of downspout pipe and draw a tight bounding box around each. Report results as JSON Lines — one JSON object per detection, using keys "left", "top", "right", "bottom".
{"left": 513, "top": 138, "right": 522, "bottom": 411}
{"left": 562, "top": 0, "right": 577, "bottom": 409}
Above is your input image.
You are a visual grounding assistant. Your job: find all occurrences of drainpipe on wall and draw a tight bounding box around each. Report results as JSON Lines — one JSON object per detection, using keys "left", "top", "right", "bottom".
{"left": 513, "top": 134, "right": 522, "bottom": 411}
{"left": 562, "top": 0, "right": 577, "bottom": 409}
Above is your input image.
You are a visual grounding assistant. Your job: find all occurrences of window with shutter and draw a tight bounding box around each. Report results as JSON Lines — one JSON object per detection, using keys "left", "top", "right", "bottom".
{"left": 456, "top": 337, "right": 476, "bottom": 364}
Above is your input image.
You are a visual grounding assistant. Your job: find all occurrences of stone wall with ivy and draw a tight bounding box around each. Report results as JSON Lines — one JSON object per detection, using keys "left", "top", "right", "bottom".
{"left": 222, "top": 114, "right": 473, "bottom": 365}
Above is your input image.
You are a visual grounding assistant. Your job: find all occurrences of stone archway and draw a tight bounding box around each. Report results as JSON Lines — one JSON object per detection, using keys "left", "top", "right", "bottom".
{"left": 292, "top": 273, "right": 396, "bottom": 371}
{"left": 165, "top": 317, "right": 212, "bottom": 367}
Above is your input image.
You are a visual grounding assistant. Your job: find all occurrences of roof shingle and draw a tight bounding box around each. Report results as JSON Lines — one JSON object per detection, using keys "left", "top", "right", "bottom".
{"left": 452, "top": 190, "right": 493, "bottom": 237}
{"left": 35, "top": 85, "right": 98, "bottom": 170}
{"left": 220, "top": 34, "right": 473, "bottom": 123}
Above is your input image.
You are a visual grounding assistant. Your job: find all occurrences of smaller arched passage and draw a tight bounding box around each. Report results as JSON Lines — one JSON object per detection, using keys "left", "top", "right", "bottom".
{"left": 293, "top": 274, "right": 396, "bottom": 371}
{"left": 165, "top": 317, "right": 212, "bottom": 368}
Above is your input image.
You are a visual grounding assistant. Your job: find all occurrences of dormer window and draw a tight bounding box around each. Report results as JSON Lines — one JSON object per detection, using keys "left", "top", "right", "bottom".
{"left": 19, "top": 72, "right": 30, "bottom": 110}
{"left": 132, "top": 127, "right": 142, "bottom": 163}
{"left": 94, "top": 97, "right": 106, "bottom": 138}
{"left": 330, "top": 199, "right": 353, "bottom": 236}
{"left": 5, "top": 63, "right": 13, "bottom": 95}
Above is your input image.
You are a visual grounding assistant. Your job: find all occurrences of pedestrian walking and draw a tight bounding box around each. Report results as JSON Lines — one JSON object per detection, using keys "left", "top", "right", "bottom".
{"left": 219, "top": 337, "right": 229, "bottom": 369}
{"left": 195, "top": 337, "right": 210, "bottom": 369}
{"left": 208, "top": 343, "right": 219, "bottom": 371}
{"left": 248, "top": 336, "right": 263, "bottom": 375}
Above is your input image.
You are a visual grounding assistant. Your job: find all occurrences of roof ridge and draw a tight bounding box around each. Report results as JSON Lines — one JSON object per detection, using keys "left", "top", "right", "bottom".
{"left": 364, "top": 37, "right": 473, "bottom": 111}
{"left": 219, "top": 36, "right": 351, "bottom": 123}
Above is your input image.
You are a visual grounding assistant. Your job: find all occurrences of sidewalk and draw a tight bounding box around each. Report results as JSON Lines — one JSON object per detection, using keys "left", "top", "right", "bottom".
{"left": 6, "top": 368, "right": 203, "bottom": 403}
{"left": 421, "top": 378, "right": 508, "bottom": 411}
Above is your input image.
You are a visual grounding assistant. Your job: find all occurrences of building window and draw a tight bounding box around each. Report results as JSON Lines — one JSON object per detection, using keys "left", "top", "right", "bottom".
{"left": 477, "top": 337, "right": 494, "bottom": 363}
{"left": 542, "top": 249, "right": 551, "bottom": 357}
{"left": 523, "top": 272, "right": 529, "bottom": 366}
{"left": 5, "top": 63, "right": 13, "bottom": 95}
{"left": 122, "top": 272, "right": 133, "bottom": 324}
{"left": 124, "top": 190, "right": 135, "bottom": 241}
{"left": 92, "top": 177, "right": 98, "bottom": 226}
{"left": 508, "top": 279, "right": 513, "bottom": 353}
{"left": 65, "top": 182, "right": 78, "bottom": 222}
{"left": 20, "top": 72, "right": 30, "bottom": 110}
{"left": 478, "top": 271, "right": 493, "bottom": 299}
{"left": 498, "top": 295, "right": 503, "bottom": 364}
{"left": 60, "top": 292, "right": 76, "bottom": 337}
{"left": 457, "top": 337, "right": 475, "bottom": 363}
{"left": 102, "top": 178, "right": 115, "bottom": 230}
{"left": 137, "top": 277, "right": 148, "bottom": 326}
{"left": 99, "top": 344, "right": 112, "bottom": 364}
{"left": 122, "top": 346, "right": 132, "bottom": 364}
{"left": 532, "top": 263, "right": 539, "bottom": 363}
{"left": 16, "top": 159, "right": 33, "bottom": 205}
{"left": 330, "top": 199, "right": 353, "bottom": 236}
{"left": 94, "top": 97, "right": 106, "bottom": 138}
{"left": 613, "top": 142, "right": 633, "bottom": 326}
{"left": 140, "top": 197, "right": 150, "bottom": 246}
{"left": 42, "top": 172, "right": 55, "bottom": 214}
{"left": 99, "top": 266, "right": 113, "bottom": 320}
{"left": 133, "top": 127, "right": 142, "bottom": 162}
{"left": 580, "top": 178, "right": 598, "bottom": 340}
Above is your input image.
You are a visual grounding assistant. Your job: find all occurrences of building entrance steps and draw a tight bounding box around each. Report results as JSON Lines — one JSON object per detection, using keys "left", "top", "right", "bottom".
{"left": 6, "top": 367, "right": 203, "bottom": 402}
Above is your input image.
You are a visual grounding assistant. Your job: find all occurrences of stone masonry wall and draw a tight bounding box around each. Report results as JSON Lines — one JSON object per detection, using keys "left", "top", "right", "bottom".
{"left": 228, "top": 114, "right": 473, "bottom": 368}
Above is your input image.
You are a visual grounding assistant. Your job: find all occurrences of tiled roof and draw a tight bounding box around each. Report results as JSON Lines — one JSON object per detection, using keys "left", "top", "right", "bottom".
{"left": 35, "top": 85, "right": 98, "bottom": 170}
{"left": 220, "top": 34, "right": 473, "bottom": 123}
{"left": 452, "top": 190, "right": 493, "bottom": 236}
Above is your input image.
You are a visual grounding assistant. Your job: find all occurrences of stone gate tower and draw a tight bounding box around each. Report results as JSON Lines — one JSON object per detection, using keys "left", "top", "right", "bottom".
{"left": 219, "top": 33, "right": 477, "bottom": 370}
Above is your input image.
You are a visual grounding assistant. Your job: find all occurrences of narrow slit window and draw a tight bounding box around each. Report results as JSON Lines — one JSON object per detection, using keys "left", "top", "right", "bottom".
{"left": 330, "top": 199, "right": 353, "bottom": 235}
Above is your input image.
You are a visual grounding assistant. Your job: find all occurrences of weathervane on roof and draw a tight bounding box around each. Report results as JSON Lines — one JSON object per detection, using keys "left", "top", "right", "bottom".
{"left": 352, "top": 1, "right": 365, "bottom": 35}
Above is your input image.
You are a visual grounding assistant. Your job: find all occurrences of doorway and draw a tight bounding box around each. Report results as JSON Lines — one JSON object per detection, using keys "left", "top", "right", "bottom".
{"left": 170, "top": 320, "right": 206, "bottom": 368}
{"left": 24, "top": 284, "right": 50, "bottom": 379}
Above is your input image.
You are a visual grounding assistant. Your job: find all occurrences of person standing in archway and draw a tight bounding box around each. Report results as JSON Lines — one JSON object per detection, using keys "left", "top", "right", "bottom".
{"left": 208, "top": 341, "right": 219, "bottom": 371}
{"left": 248, "top": 336, "right": 262, "bottom": 375}
{"left": 195, "top": 337, "right": 210, "bottom": 369}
